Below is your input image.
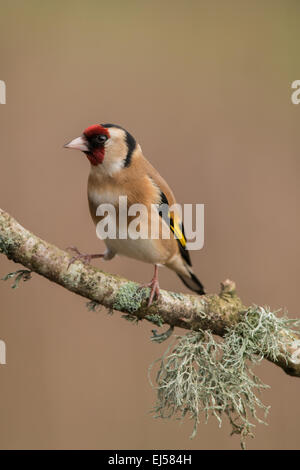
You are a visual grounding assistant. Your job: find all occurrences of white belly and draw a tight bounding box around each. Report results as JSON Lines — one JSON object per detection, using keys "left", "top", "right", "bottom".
{"left": 104, "top": 237, "right": 166, "bottom": 265}
{"left": 89, "top": 188, "right": 170, "bottom": 265}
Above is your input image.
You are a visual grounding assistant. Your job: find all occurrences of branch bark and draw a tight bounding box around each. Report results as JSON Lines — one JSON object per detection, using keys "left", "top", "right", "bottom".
{"left": 0, "top": 207, "right": 299, "bottom": 377}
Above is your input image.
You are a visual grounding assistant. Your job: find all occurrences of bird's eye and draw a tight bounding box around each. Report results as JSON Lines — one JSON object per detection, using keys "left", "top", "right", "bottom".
{"left": 95, "top": 134, "right": 108, "bottom": 144}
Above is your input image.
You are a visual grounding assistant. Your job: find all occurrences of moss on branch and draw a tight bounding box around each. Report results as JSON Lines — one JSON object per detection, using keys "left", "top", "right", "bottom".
{"left": 0, "top": 207, "right": 299, "bottom": 377}
{"left": 1, "top": 207, "right": 300, "bottom": 447}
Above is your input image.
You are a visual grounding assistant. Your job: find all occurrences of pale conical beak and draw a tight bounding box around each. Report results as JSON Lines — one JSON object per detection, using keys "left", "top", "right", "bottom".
{"left": 64, "top": 136, "right": 89, "bottom": 152}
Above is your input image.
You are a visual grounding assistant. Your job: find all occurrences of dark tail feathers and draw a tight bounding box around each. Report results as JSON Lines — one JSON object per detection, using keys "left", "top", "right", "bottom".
{"left": 177, "top": 268, "right": 205, "bottom": 295}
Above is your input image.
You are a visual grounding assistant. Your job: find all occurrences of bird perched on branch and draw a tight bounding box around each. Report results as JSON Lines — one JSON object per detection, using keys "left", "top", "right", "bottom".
{"left": 64, "top": 123, "right": 205, "bottom": 305}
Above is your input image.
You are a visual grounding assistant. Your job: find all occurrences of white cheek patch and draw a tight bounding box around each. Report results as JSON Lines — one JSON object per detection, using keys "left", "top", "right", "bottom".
{"left": 104, "top": 139, "right": 114, "bottom": 150}
{"left": 106, "top": 128, "right": 123, "bottom": 139}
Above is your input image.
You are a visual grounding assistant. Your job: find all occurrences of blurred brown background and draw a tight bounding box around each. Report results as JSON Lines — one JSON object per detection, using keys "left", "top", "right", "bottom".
{"left": 0, "top": 0, "right": 299, "bottom": 450}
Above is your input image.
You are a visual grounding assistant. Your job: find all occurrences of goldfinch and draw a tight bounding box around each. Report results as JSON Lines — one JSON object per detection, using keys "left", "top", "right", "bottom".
{"left": 64, "top": 124, "right": 205, "bottom": 305}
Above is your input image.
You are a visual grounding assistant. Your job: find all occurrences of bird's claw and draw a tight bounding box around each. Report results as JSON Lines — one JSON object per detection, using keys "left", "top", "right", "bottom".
{"left": 66, "top": 246, "right": 92, "bottom": 269}
{"left": 139, "top": 278, "right": 160, "bottom": 307}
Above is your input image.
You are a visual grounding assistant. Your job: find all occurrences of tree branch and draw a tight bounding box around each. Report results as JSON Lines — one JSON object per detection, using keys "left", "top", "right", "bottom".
{"left": 0, "top": 207, "right": 299, "bottom": 377}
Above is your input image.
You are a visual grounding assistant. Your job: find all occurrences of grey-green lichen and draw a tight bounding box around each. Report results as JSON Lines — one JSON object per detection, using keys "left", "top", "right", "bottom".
{"left": 151, "top": 325, "right": 174, "bottom": 343}
{"left": 0, "top": 234, "right": 15, "bottom": 257}
{"left": 2, "top": 269, "right": 32, "bottom": 289}
{"left": 113, "top": 282, "right": 147, "bottom": 313}
{"left": 122, "top": 313, "right": 140, "bottom": 324}
{"left": 150, "top": 305, "right": 300, "bottom": 448}
{"left": 86, "top": 300, "right": 102, "bottom": 312}
{"left": 169, "top": 292, "right": 185, "bottom": 301}
{"left": 145, "top": 313, "right": 164, "bottom": 327}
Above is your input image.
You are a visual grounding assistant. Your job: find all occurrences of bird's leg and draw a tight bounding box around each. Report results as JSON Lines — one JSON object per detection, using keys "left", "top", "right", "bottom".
{"left": 139, "top": 264, "right": 160, "bottom": 307}
{"left": 66, "top": 246, "right": 105, "bottom": 269}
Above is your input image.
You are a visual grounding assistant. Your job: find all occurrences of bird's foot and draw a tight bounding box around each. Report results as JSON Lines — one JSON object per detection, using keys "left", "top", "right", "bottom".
{"left": 66, "top": 246, "right": 104, "bottom": 269}
{"left": 139, "top": 277, "right": 160, "bottom": 307}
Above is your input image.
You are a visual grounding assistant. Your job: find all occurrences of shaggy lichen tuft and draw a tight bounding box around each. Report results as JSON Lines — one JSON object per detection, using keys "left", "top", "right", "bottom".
{"left": 150, "top": 305, "right": 300, "bottom": 448}
{"left": 113, "top": 282, "right": 146, "bottom": 313}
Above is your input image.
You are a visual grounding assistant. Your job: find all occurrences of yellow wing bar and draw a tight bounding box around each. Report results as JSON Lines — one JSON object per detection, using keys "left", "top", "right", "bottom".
{"left": 169, "top": 212, "right": 186, "bottom": 248}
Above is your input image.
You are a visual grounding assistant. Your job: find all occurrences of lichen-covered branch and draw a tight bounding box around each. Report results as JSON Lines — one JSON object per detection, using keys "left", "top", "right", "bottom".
{"left": 1, "top": 207, "right": 300, "bottom": 377}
